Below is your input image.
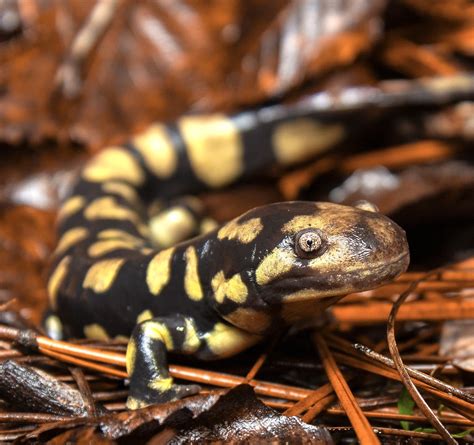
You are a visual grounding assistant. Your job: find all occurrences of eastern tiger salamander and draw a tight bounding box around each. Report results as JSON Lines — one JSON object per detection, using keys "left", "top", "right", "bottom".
{"left": 46, "top": 109, "right": 410, "bottom": 408}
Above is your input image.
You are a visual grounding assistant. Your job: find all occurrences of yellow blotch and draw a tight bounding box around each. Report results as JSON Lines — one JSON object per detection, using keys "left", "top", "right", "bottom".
{"left": 217, "top": 217, "right": 263, "bottom": 244}
{"left": 48, "top": 256, "right": 71, "bottom": 310}
{"left": 84, "top": 197, "right": 141, "bottom": 224}
{"left": 255, "top": 247, "right": 296, "bottom": 286}
{"left": 88, "top": 239, "right": 143, "bottom": 257}
{"left": 102, "top": 181, "right": 140, "bottom": 204}
{"left": 273, "top": 118, "right": 344, "bottom": 165}
{"left": 200, "top": 217, "right": 218, "bottom": 234}
{"left": 44, "top": 315, "right": 63, "bottom": 341}
{"left": 126, "top": 338, "right": 137, "bottom": 375}
{"left": 82, "top": 147, "right": 145, "bottom": 185}
{"left": 146, "top": 247, "right": 174, "bottom": 295}
{"left": 149, "top": 207, "right": 196, "bottom": 248}
{"left": 133, "top": 124, "right": 177, "bottom": 178}
{"left": 136, "top": 309, "right": 153, "bottom": 324}
{"left": 223, "top": 307, "right": 272, "bottom": 334}
{"left": 211, "top": 271, "right": 226, "bottom": 303}
{"left": 83, "top": 258, "right": 125, "bottom": 293}
{"left": 149, "top": 377, "right": 174, "bottom": 392}
{"left": 54, "top": 227, "right": 89, "bottom": 256}
{"left": 226, "top": 275, "right": 248, "bottom": 303}
{"left": 211, "top": 271, "right": 248, "bottom": 304}
{"left": 143, "top": 322, "right": 174, "bottom": 350}
{"left": 126, "top": 397, "right": 145, "bottom": 410}
{"left": 281, "top": 211, "right": 320, "bottom": 234}
{"left": 58, "top": 196, "right": 86, "bottom": 221}
{"left": 179, "top": 114, "right": 243, "bottom": 187}
{"left": 84, "top": 324, "right": 110, "bottom": 341}
{"left": 183, "top": 318, "right": 200, "bottom": 353}
{"left": 184, "top": 246, "right": 203, "bottom": 301}
{"left": 205, "top": 323, "right": 261, "bottom": 358}
{"left": 98, "top": 229, "right": 144, "bottom": 244}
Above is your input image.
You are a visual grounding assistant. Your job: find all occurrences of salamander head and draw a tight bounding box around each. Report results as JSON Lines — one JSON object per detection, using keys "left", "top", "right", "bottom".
{"left": 240, "top": 201, "right": 410, "bottom": 304}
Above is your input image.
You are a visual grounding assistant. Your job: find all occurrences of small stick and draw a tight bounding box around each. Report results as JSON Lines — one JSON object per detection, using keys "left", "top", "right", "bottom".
{"left": 245, "top": 333, "right": 282, "bottom": 381}
{"left": 327, "top": 407, "right": 474, "bottom": 427}
{"left": 332, "top": 299, "right": 474, "bottom": 323}
{"left": 332, "top": 352, "right": 474, "bottom": 417}
{"left": 0, "top": 412, "right": 73, "bottom": 424}
{"left": 37, "top": 341, "right": 315, "bottom": 401}
{"left": 302, "top": 394, "right": 336, "bottom": 423}
{"left": 69, "top": 367, "right": 100, "bottom": 417}
{"left": 54, "top": 0, "right": 120, "bottom": 98}
{"left": 314, "top": 333, "right": 381, "bottom": 445}
{"left": 324, "top": 333, "right": 474, "bottom": 404}
{"left": 387, "top": 275, "right": 458, "bottom": 444}
{"left": 283, "top": 382, "right": 334, "bottom": 417}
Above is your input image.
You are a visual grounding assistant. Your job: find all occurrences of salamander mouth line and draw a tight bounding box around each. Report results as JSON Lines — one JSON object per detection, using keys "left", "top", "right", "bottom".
{"left": 317, "top": 251, "right": 410, "bottom": 276}
{"left": 277, "top": 252, "right": 409, "bottom": 303}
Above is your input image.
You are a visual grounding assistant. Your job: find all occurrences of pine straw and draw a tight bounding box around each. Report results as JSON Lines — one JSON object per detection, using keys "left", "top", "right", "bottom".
{"left": 0, "top": 258, "right": 472, "bottom": 442}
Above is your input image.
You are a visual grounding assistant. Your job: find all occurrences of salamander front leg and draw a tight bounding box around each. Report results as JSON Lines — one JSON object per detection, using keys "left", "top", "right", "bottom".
{"left": 126, "top": 315, "right": 201, "bottom": 409}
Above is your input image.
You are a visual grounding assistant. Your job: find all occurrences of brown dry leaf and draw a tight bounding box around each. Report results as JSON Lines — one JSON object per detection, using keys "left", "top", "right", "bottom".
{"left": 440, "top": 320, "right": 474, "bottom": 373}
{"left": 322, "top": 159, "right": 474, "bottom": 226}
{"left": 167, "top": 384, "right": 333, "bottom": 444}
{"left": 0, "top": 0, "right": 385, "bottom": 148}
{"left": 0, "top": 204, "right": 55, "bottom": 324}
{"left": 0, "top": 360, "right": 93, "bottom": 416}
{"left": 402, "top": 0, "right": 474, "bottom": 22}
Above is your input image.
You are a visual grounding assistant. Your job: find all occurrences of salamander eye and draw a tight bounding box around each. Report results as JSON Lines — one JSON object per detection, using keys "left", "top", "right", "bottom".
{"left": 294, "top": 228, "right": 326, "bottom": 258}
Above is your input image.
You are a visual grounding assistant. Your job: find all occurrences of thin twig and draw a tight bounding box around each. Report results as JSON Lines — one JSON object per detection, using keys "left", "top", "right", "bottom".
{"left": 54, "top": 0, "right": 120, "bottom": 98}
{"left": 327, "top": 407, "right": 474, "bottom": 427}
{"left": 283, "top": 382, "right": 334, "bottom": 417}
{"left": 387, "top": 272, "right": 458, "bottom": 444}
{"left": 245, "top": 333, "right": 282, "bottom": 381}
{"left": 69, "top": 367, "right": 99, "bottom": 417}
{"left": 302, "top": 394, "right": 336, "bottom": 423}
{"left": 324, "top": 333, "right": 474, "bottom": 404}
{"left": 36, "top": 339, "right": 315, "bottom": 401}
{"left": 331, "top": 351, "right": 474, "bottom": 418}
{"left": 314, "top": 333, "right": 381, "bottom": 444}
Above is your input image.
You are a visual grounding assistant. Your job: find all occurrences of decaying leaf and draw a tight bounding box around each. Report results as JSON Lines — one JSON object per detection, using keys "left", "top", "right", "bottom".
{"left": 0, "top": 360, "right": 93, "bottom": 416}
{"left": 168, "top": 384, "right": 333, "bottom": 444}
{"left": 440, "top": 320, "right": 474, "bottom": 373}
{"left": 0, "top": 0, "right": 386, "bottom": 147}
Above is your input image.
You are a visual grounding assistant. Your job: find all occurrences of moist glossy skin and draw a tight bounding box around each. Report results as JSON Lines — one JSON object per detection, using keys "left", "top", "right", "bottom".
{"left": 46, "top": 112, "right": 410, "bottom": 409}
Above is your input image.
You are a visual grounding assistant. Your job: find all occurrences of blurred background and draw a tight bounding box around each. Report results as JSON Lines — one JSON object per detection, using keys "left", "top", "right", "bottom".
{"left": 0, "top": 0, "right": 473, "bottom": 322}
{"left": 0, "top": 2, "right": 473, "bottom": 442}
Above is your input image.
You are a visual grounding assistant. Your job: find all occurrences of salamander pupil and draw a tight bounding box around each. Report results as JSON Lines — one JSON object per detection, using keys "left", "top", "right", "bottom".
{"left": 295, "top": 228, "right": 326, "bottom": 258}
